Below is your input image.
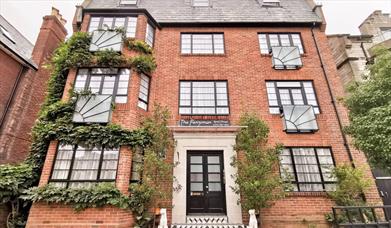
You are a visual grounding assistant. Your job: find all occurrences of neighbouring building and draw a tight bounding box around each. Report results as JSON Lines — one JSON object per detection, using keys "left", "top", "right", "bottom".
{"left": 328, "top": 10, "right": 391, "bottom": 89}
{"left": 328, "top": 10, "right": 391, "bottom": 213}
{"left": 25, "top": 0, "right": 382, "bottom": 227}
{"left": 0, "top": 8, "right": 66, "bottom": 227}
{"left": 0, "top": 8, "right": 67, "bottom": 164}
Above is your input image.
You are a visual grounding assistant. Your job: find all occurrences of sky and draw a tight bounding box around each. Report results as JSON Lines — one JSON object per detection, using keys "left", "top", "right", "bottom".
{"left": 0, "top": 0, "right": 390, "bottom": 44}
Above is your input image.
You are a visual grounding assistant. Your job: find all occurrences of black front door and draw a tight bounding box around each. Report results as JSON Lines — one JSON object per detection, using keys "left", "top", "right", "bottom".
{"left": 187, "top": 151, "right": 226, "bottom": 214}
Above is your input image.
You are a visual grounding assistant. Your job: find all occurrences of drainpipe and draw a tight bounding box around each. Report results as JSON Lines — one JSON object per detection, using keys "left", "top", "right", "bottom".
{"left": 310, "top": 23, "right": 355, "bottom": 167}
{"left": 0, "top": 65, "right": 26, "bottom": 133}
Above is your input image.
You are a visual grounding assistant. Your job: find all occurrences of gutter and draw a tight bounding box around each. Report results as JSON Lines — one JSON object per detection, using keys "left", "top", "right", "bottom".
{"left": 311, "top": 23, "right": 355, "bottom": 167}
{"left": 0, "top": 65, "right": 26, "bottom": 133}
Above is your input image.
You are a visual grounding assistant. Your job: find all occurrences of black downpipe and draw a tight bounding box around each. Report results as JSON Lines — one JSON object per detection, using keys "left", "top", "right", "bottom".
{"left": 0, "top": 65, "right": 26, "bottom": 133}
{"left": 311, "top": 23, "right": 355, "bottom": 167}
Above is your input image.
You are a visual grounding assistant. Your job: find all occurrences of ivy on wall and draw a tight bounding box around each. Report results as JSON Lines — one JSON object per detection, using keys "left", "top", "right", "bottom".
{"left": 0, "top": 31, "right": 158, "bottom": 228}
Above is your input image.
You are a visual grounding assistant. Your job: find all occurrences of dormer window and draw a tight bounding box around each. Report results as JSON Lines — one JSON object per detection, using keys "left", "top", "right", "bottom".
{"left": 261, "top": 0, "right": 280, "bottom": 7}
{"left": 193, "top": 0, "right": 209, "bottom": 7}
{"left": 120, "top": 0, "right": 137, "bottom": 5}
{"left": 0, "top": 25, "right": 15, "bottom": 43}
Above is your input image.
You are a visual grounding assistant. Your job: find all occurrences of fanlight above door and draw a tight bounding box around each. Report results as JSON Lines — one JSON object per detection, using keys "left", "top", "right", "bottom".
{"left": 89, "top": 30, "right": 123, "bottom": 52}
{"left": 272, "top": 46, "right": 303, "bottom": 69}
{"left": 281, "top": 105, "right": 318, "bottom": 133}
{"left": 73, "top": 95, "right": 112, "bottom": 123}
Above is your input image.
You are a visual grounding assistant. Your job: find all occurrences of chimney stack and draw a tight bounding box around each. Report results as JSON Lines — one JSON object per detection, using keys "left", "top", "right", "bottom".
{"left": 51, "top": 7, "right": 67, "bottom": 26}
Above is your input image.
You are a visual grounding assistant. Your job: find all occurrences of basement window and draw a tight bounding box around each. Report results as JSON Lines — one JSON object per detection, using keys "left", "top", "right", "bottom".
{"left": 0, "top": 25, "right": 15, "bottom": 43}
{"left": 193, "top": 0, "right": 209, "bottom": 7}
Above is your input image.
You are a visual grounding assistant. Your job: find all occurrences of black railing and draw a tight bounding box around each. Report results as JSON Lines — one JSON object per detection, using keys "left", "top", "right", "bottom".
{"left": 333, "top": 206, "right": 391, "bottom": 227}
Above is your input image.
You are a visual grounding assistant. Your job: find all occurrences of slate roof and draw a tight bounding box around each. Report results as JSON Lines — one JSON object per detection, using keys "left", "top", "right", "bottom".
{"left": 83, "top": 0, "right": 322, "bottom": 24}
{"left": 0, "top": 15, "right": 37, "bottom": 69}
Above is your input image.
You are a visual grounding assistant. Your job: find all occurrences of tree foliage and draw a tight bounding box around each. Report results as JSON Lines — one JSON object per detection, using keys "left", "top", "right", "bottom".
{"left": 327, "top": 165, "right": 371, "bottom": 206}
{"left": 22, "top": 183, "right": 130, "bottom": 211}
{"left": 231, "top": 113, "right": 286, "bottom": 212}
{"left": 344, "top": 47, "right": 391, "bottom": 172}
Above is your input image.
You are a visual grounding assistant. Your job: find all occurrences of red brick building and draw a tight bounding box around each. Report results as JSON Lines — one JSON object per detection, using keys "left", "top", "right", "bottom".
{"left": 26, "top": 0, "right": 382, "bottom": 227}
{"left": 0, "top": 8, "right": 67, "bottom": 164}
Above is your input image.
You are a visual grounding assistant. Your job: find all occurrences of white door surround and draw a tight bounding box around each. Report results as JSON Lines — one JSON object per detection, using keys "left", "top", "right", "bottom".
{"left": 172, "top": 131, "right": 243, "bottom": 224}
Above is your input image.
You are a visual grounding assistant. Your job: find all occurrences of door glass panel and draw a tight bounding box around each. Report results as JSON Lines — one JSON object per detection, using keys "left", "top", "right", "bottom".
{"left": 208, "top": 174, "right": 221, "bottom": 182}
{"left": 191, "top": 173, "right": 203, "bottom": 181}
{"left": 191, "top": 165, "right": 202, "bottom": 172}
{"left": 208, "top": 183, "right": 222, "bottom": 191}
{"left": 207, "top": 156, "right": 220, "bottom": 164}
{"left": 191, "top": 156, "right": 202, "bottom": 164}
{"left": 191, "top": 183, "right": 203, "bottom": 191}
{"left": 208, "top": 165, "right": 220, "bottom": 173}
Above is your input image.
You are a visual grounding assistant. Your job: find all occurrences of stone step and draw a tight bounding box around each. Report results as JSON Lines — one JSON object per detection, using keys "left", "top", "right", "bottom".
{"left": 186, "top": 216, "right": 229, "bottom": 224}
{"left": 171, "top": 225, "right": 246, "bottom": 228}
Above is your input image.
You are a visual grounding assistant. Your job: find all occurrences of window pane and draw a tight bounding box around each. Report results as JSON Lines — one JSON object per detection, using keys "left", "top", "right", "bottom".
{"left": 145, "top": 23, "right": 154, "bottom": 46}
{"left": 207, "top": 156, "right": 220, "bottom": 164}
{"left": 114, "top": 17, "right": 126, "bottom": 29}
{"left": 291, "top": 34, "right": 304, "bottom": 54}
{"left": 213, "top": 34, "right": 224, "bottom": 54}
{"left": 192, "top": 34, "right": 213, "bottom": 54}
{"left": 258, "top": 34, "right": 269, "bottom": 54}
{"left": 208, "top": 165, "right": 220, "bottom": 173}
{"left": 102, "top": 76, "right": 116, "bottom": 95}
{"left": 191, "top": 156, "right": 202, "bottom": 164}
{"left": 126, "top": 17, "right": 137, "bottom": 37}
{"left": 191, "top": 183, "right": 203, "bottom": 191}
{"left": 208, "top": 174, "right": 221, "bottom": 182}
{"left": 181, "top": 34, "right": 192, "bottom": 54}
{"left": 191, "top": 174, "right": 203, "bottom": 181}
{"left": 102, "top": 18, "right": 114, "bottom": 29}
{"left": 269, "top": 34, "right": 280, "bottom": 47}
{"left": 88, "top": 17, "right": 101, "bottom": 32}
{"left": 280, "top": 34, "right": 290, "bottom": 46}
{"left": 208, "top": 183, "right": 221, "bottom": 191}
{"left": 191, "top": 165, "right": 202, "bottom": 172}
{"left": 138, "top": 74, "right": 150, "bottom": 110}
{"left": 89, "top": 76, "right": 103, "bottom": 93}
{"left": 75, "top": 69, "right": 88, "bottom": 92}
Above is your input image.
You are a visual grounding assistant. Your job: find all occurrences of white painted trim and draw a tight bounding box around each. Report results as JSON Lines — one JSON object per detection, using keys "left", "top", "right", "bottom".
{"left": 172, "top": 132, "right": 242, "bottom": 224}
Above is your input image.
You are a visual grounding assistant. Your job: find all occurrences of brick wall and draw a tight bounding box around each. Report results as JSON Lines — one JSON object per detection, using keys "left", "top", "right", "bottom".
{"left": 0, "top": 15, "right": 66, "bottom": 164}
{"left": 27, "top": 10, "right": 382, "bottom": 228}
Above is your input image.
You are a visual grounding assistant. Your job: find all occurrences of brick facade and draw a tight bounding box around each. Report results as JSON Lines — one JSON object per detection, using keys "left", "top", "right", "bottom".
{"left": 0, "top": 14, "right": 67, "bottom": 164}
{"left": 26, "top": 2, "right": 382, "bottom": 227}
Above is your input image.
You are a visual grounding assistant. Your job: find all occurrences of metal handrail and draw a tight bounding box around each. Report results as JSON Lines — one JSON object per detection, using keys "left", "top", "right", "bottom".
{"left": 332, "top": 205, "right": 391, "bottom": 227}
